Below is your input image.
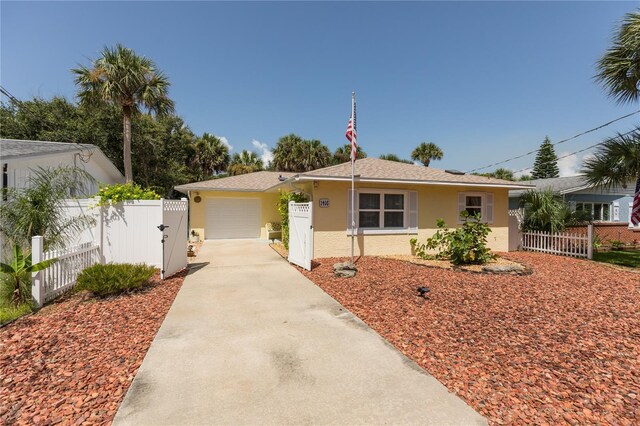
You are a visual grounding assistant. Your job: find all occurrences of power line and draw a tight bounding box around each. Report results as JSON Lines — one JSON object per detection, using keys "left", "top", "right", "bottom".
{"left": 467, "top": 110, "right": 640, "bottom": 173}
{"left": 511, "top": 127, "right": 639, "bottom": 176}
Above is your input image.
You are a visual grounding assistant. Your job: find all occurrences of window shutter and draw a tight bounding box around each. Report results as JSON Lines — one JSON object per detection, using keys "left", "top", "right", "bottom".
{"left": 408, "top": 191, "right": 418, "bottom": 232}
{"left": 457, "top": 192, "right": 466, "bottom": 223}
{"left": 484, "top": 193, "right": 494, "bottom": 224}
{"left": 347, "top": 189, "right": 358, "bottom": 231}
{"left": 613, "top": 202, "right": 620, "bottom": 221}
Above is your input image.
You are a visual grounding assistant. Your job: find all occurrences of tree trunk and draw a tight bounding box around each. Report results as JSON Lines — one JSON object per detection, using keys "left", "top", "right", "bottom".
{"left": 123, "top": 106, "right": 133, "bottom": 183}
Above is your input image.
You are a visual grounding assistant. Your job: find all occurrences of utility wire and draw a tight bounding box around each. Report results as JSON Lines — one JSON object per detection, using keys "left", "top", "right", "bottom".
{"left": 467, "top": 110, "right": 640, "bottom": 173}
{"left": 511, "top": 127, "right": 638, "bottom": 176}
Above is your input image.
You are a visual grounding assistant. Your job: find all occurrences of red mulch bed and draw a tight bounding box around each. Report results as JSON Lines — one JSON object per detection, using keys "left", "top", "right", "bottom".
{"left": 302, "top": 253, "right": 640, "bottom": 425}
{"left": 0, "top": 271, "right": 186, "bottom": 425}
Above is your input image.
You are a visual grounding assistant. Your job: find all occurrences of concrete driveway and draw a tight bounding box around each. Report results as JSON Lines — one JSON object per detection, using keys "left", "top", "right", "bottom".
{"left": 114, "top": 240, "right": 485, "bottom": 425}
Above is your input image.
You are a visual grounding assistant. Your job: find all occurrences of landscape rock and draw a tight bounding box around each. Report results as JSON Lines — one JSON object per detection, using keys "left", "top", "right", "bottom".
{"left": 481, "top": 264, "right": 528, "bottom": 275}
{"left": 333, "top": 261, "right": 357, "bottom": 271}
{"left": 334, "top": 269, "right": 357, "bottom": 278}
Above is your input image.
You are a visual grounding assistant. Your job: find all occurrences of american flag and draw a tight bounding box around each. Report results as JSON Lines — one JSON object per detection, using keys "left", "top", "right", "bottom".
{"left": 632, "top": 176, "right": 640, "bottom": 226}
{"left": 345, "top": 98, "right": 357, "bottom": 162}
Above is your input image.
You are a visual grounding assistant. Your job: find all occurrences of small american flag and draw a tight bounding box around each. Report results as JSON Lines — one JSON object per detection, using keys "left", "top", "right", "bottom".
{"left": 345, "top": 98, "right": 357, "bottom": 162}
{"left": 632, "top": 176, "right": 640, "bottom": 226}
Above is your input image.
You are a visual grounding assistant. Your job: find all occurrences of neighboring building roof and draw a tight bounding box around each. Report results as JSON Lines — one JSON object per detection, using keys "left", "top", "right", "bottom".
{"left": 295, "top": 157, "right": 532, "bottom": 188}
{"left": 508, "top": 175, "right": 633, "bottom": 197}
{"left": 0, "top": 138, "right": 124, "bottom": 181}
{"left": 175, "top": 171, "right": 296, "bottom": 192}
{"left": 0, "top": 138, "right": 96, "bottom": 159}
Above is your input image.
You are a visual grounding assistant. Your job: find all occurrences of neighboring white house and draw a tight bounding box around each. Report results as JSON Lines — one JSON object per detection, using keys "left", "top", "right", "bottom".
{"left": 0, "top": 138, "right": 124, "bottom": 196}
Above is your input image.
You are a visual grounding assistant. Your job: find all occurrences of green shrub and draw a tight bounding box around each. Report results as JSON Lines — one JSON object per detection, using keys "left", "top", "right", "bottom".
{"left": 411, "top": 211, "right": 495, "bottom": 265}
{"left": 277, "top": 190, "right": 309, "bottom": 250}
{"left": 75, "top": 263, "right": 156, "bottom": 297}
{"left": 610, "top": 240, "right": 625, "bottom": 250}
{"left": 0, "top": 303, "right": 33, "bottom": 325}
{"left": 95, "top": 183, "right": 161, "bottom": 206}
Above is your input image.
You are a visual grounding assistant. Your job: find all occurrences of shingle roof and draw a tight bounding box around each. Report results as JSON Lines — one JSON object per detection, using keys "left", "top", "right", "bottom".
{"left": 296, "top": 158, "right": 532, "bottom": 188}
{"left": 509, "top": 175, "right": 588, "bottom": 197}
{"left": 174, "top": 171, "right": 296, "bottom": 192}
{"left": 1, "top": 139, "right": 96, "bottom": 159}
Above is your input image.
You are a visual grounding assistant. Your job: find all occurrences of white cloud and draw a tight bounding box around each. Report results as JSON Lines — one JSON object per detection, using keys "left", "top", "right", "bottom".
{"left": 557, "top": 152, "right": 579, "bottom": 177}
{"left": 514, "top": 169, "right": 532, "bottom": 179}
{"left": 218, "top": 136, "right": 233, "bottom": 151}
{"left": 252, "top": 139, "right": 273, "bottom": 166}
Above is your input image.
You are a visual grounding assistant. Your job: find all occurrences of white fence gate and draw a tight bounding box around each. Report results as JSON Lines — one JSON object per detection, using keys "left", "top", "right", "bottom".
{"left": 30, "top": 198, "right": 189, "bottom": 306}
{"left": 521, "top": 225, "right": 593, "bottom": 259}
{"left": 160, "top": 199, "right": 188, "bottom": 279}
{"left": 288, "top": 202, "right": 313, "bottom": 271}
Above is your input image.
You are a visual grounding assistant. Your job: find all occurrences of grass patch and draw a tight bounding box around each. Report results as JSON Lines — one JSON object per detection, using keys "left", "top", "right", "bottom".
{"left": 0, "top": 302, "right": 32, "bottom": 325}
{"left": 593, "top": 250, "right": 640, "bottom": 268}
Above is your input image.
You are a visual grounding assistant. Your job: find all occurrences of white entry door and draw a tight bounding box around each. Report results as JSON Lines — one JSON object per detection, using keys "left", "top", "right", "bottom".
{"left": 205, "top": 198, "right": 261, "bottom": 239}
{"left": 288, "top": 202, "right": 313, "bottom": 270}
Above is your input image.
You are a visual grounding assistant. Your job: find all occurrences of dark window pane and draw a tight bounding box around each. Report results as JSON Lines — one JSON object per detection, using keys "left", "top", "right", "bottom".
{"left": 384, "top": 211, "right": 404, "bottom": 228}
{"left": 384, "top": 194, "right": 404, "bottom": 210}
{"left": 603, "top": 204, "right": 610, "bottom": 221}
{"left": 359, "top": 193, "right": 380, "bottom": 210}
{"left": 465, "top": 208, "right": 481, "bottom": 216}
{"left": 359, "top": 211, "right": 380, "bottom": 228}
{"left": 594, "top": 204, "right": 602, "bottom": 220}
{"left": 466, "top": 196, "right": 482, "bottom": 207}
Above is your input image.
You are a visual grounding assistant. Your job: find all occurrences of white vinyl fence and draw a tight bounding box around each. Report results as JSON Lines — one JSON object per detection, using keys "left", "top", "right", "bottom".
{"left": 32, "top": 237, "right": 100, "bottom": 306}
{"left": 30, "top": 198, "right": 188, "bottom": 307}
{"left": 521, "top": 224, "right": 593, "bottom": 259}
{"left": 288, "top": 202, "right": 313, "bottom": 271}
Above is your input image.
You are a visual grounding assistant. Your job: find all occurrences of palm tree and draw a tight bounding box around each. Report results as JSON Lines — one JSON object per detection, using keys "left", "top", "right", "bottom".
{"left": 595, "top": 11, "right": 640, "bottom": 104}
{"left": 303, "top": 139, "right": 332, "bottom": 171}
{"left": 228, "top": 150, "right": 264, "bottom": 176}
{"left": 411, "top": 142, "right": 443, "bottom": 167}
{"left": 379, "top": 153, "right": 413, "bottom": 164}
{"left": 333, "top": 144, "right": 367, "bottom": 164}
{"left": 272, "top": 134, "right": 305, "bottom": 172}
{"left": 582, "top": 129, "right": 640, "bottom": 190}
{"left": 193, "top": 133, "right": 230, "bottom": 179}
{"left": 72, "top": 44, "right": 174, "bottom": 182}
{"left": 519, "top": 189, "right": 568, "bottom": 233}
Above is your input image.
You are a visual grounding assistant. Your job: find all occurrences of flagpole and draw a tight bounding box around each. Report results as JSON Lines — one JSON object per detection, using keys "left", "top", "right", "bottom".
{"left": 351, "top": 91, "right": 355, "bottom": 266}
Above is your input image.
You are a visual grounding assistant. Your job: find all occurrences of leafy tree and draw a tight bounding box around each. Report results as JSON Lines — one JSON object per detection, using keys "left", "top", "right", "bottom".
{"left": 518, "top": 174, "right": 533, "bottom": 181}
{"left": 0, "top": 167, "right": 95, "bottom": 251}
{"left": 333, "top": 144, "right": 367, "bottom": 164}
{"left": 271, "top": 134, "right": 332, "bottom": 172}
{"left": 228, "top": 150, "right": 264, "bottom": 176}
{"left": 411, "top": 142, "right": 443, "bottom": 167}
{"left": 531, "top": 136, "right": 560, "bottom": 179}
{"left": 582, "top": 129, "right": 640, "bottom": 191}
{"left": 595, "top": 10, "right": 640, "bottom": 104}
{"left": 379, "top": 153, "right": 413, "bottom": 164}
{"left": 192, "top": 133, "right": 230, "bottom": 180}
{"left": 72, "top": 44, "right": 175, "bottom": 183}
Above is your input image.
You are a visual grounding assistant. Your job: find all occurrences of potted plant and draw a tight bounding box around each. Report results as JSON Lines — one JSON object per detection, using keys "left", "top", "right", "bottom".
{"left": 190, "top": 230, "right": 200, "bottom": 243}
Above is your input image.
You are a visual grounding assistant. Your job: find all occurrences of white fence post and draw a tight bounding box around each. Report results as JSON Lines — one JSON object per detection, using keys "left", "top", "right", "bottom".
{"left": 31, "top": 236, "right": 45, "bottom": 308}
{"left": 587, "top": 224, "right": 593, "bottom": 260}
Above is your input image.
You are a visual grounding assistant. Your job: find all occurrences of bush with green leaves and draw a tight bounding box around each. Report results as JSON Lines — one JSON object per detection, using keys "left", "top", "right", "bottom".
{"left": 95, "top": 183, "right": 161, "bottom": 206}
{"left": 277, "top": 190, "right": 309, "bottom": 250}
{"left": 0, "top": 245, "right": 57, "bottom": 306}
{"left": 75, "top": 263, "right": 156, "bottom": 297}
{"left": 410, "top": 211, "right": 495, "bottom": 265}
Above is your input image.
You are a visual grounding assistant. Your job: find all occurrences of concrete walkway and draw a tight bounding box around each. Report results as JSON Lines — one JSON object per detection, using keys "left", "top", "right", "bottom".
{"left": 114, "top": 240, "right": 485, "bottom": 425}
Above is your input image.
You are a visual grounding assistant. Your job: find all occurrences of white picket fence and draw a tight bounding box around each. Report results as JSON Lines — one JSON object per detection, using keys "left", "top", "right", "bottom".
{"left": 521, "top": 224, "right": 593, "bottom": 259}
{"left": 32, "top": 236, "right": 100, "bottom": 306}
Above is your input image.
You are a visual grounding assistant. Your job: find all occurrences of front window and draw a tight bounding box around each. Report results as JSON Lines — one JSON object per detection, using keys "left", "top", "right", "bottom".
{"left": 465, "top": 195, "right": 483, "bottom": 216}
{"left": 575, "top": 202, "right": 611, "bottom": 221}
{"left": 358, "top": 192, "right": 405, "bottom": 228}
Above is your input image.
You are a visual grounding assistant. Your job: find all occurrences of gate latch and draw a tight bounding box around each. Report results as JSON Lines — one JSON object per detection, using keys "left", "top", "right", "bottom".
{"left": 157, "top": 224, "right": 170, "bottom": 231}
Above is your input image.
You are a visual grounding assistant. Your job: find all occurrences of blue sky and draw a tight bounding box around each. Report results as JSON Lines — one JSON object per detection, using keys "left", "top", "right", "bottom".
{"left": 1, "top": 1, "right": 638, "bottom": 176}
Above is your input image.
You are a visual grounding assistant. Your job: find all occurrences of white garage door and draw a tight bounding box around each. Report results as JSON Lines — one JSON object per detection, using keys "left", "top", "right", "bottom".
{"left": 205, "top": 198, "right": 261, "bottom": 239}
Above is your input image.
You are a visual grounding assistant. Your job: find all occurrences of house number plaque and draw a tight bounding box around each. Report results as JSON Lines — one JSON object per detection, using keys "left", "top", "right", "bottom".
{"left": 319, "top": 198, "right": 330, "bottom": 208}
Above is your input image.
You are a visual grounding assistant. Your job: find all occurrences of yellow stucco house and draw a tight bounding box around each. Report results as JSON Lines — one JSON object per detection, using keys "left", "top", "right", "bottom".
{"left": 175, "top": 158, "right": 531, "bottom": 258}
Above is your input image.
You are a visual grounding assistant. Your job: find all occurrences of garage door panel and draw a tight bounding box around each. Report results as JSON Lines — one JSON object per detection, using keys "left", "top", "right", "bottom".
{"left": 206, "top": 198, "right": 261, "bottom": 239}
